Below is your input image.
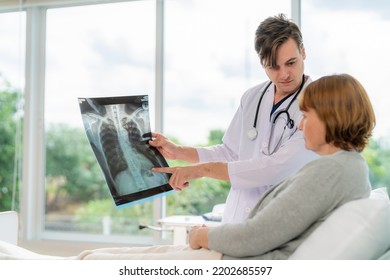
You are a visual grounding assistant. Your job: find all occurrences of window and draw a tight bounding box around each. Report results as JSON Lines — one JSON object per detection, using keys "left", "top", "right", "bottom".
{"left": 44, "top": 1, "right": 157, "bottom": 243}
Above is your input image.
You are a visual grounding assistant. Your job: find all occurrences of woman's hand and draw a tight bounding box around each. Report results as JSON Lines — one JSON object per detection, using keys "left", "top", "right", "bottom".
{"left": 188, "top": 225, "right": 210, "bottom": 250}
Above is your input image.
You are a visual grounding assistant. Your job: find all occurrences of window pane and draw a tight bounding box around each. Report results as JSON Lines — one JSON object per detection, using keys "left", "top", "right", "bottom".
{"left": 164, "top": 0, "right": 290, "bottom": 216}
{"left": 44, "top": 1, "right": 156, "bottom": 243}
{"left": 0, "top": 11, "right": 25, "bottom": 212}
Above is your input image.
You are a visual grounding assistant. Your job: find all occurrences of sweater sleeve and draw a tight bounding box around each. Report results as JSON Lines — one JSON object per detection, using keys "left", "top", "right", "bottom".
{"left": 208, "top": 158, "right": 345, "bottom": 258}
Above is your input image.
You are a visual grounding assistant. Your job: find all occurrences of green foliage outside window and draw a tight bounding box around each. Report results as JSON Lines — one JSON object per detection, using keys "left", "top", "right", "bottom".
{"left": 362, "top": 139, "right": 390, "bottom": 194}
{"left": 0, "top": 77, "right": 21, "bottom": 211}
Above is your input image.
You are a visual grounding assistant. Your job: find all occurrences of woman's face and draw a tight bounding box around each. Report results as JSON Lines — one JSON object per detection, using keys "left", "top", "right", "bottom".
{"left": 298, "top": 108, "right": 336, "bottom": 155}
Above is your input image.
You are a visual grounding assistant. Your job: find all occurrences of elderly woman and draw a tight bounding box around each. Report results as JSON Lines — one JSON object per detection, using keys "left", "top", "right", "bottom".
{"left": 0, "top": 74, "right": 376, "bottom": 260}
{"left": 188, "top": 73, "right": 376, "bottom": 259}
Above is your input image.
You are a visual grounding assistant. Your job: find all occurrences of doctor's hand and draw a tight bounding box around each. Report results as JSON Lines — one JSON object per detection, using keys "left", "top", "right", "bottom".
{"left": 152, "top": 165, "right": 203, "bottom": 191}
{"left": 148, "top": 132, "right": 179, "bottom": 160}
{"left": 153, "top": 162, "right": 229, "bottom": 190}
{"left": 149, "top": 132, "right": 200, "bottom": 163}
{"left": 188, "top": 225, "right": 209, "bottom": 250}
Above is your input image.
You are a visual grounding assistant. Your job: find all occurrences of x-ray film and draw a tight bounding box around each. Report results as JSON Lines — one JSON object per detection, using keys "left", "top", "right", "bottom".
{"left": 78, "top": 95, "right": 172, "bottom": 208}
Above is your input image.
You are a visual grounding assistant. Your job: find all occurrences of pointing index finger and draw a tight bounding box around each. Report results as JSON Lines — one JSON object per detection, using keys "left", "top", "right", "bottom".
{"left": 152, "top": 167, "right": 175, "bottom": 174}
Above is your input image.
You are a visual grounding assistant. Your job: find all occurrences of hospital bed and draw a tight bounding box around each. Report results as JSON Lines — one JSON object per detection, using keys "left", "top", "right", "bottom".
{"left": 1, "top": 188, "right": 390, "bottom": 259}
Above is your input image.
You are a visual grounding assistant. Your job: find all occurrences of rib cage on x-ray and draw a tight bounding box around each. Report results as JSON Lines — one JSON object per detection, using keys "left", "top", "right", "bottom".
{"left": 79, "top": 95, "right": 171, "bottom": 207}
{"left": 99, "top": 105, "right": 150, "bottom": 189}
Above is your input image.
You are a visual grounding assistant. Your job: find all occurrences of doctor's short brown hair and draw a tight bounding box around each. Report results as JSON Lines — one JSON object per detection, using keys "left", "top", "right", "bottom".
{"left": 299, "top": 74, "right": 376, "bottom": 152}
{"left": 254, "top": 13, "right": 303, "bottom": 68}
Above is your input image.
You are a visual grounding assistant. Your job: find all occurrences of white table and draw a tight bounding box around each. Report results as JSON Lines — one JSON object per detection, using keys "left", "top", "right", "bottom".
{"left": 0, "top": 211, "right": 18, "bottom": 245}
{"left": 157, "top": 215, "right": 220, "bottom": 245}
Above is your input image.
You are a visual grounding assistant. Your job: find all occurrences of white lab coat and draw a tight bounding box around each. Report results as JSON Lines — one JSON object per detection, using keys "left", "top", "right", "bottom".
{"left": 197, "top": 77, "right": 318, "bottom": 224}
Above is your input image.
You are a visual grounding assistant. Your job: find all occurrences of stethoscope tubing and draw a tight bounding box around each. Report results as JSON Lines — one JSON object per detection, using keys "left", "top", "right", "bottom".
{"left": 248, "top": 75, "right": 306, "bottom": 143}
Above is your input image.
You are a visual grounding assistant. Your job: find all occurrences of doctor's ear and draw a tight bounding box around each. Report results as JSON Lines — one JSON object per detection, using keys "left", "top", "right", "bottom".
{"left": 300, "top": 45, "right": 306, "bottom": 60}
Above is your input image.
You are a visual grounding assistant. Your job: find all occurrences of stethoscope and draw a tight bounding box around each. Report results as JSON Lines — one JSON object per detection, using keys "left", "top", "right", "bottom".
{"left": 247, "top": 75, "right": 306, "bottom": 146}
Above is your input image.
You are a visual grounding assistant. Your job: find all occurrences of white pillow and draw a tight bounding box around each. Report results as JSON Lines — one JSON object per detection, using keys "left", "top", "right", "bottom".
{"left": 289, "top": 188, "right": 390, "bottom": 260}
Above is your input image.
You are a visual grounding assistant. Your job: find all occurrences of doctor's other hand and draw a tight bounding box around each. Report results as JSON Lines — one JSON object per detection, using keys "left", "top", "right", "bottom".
{"left": 149, "top": 132, "right": 200, "bottom": 163}
{"left": 188, "top": 225, "right": 210, "bottom": 250}
{"left": 152, "top": 166, "right": 201, "bottom": 191}
{"left": 148, "top": 132, "right": 179, "bottom": 160}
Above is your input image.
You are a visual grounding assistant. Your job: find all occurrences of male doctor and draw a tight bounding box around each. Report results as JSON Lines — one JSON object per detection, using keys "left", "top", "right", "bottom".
{"left": 151, "top": 14, "right": 317, "bottom": 224}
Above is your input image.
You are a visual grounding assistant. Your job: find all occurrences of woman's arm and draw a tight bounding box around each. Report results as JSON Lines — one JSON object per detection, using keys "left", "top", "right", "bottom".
{"left": 207, "top": 159, "right": 345, "bottom": 257}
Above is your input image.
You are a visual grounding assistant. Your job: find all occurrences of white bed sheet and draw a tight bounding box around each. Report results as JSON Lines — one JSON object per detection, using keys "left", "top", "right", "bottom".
{"left": 0, "top": 241, "right": 222, "bottom": 260}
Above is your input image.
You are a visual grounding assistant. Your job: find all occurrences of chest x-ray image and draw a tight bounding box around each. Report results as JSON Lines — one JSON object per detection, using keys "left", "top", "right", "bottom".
{"left": 78, "top": 95, "right": 172, "bottom": 207}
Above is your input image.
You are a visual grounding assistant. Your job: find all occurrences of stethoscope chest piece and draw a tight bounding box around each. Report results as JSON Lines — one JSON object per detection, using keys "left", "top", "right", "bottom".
{"left": 247, "top": 127, "right": 258, "bottom": 141}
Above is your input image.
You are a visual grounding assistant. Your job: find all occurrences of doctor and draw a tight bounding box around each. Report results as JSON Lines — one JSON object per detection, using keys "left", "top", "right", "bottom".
{"left": 151, "top": 14, "right": 317, "bottom": 224}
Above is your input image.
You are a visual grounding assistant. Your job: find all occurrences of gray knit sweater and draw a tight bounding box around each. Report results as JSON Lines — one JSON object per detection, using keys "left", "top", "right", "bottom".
{"left": 208, "top": 150, "right": 371, "bottom": 259}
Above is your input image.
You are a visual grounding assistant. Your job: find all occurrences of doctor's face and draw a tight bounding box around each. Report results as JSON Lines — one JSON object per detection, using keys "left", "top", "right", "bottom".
{"left": 298, "top": 108, "right": 328, "bottom": 155}
{"left": 264, "top": 37, "right": 306, "bottom": 96}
